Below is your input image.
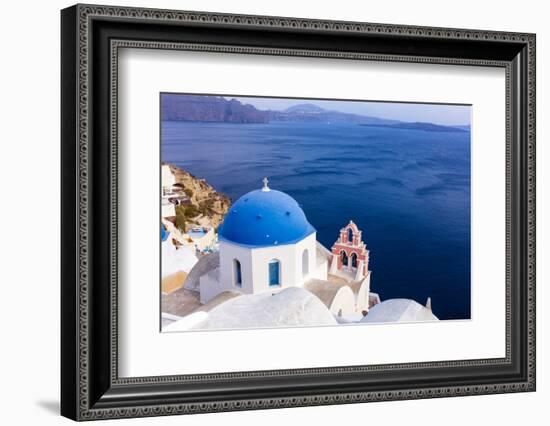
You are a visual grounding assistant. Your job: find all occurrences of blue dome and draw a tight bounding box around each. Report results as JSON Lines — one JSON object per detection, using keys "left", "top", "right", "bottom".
{"left": 219, "top": 188, "right": 315, "bottom": 248}
{"left": 161, "top": 223, "right": 170, "bottom": 242}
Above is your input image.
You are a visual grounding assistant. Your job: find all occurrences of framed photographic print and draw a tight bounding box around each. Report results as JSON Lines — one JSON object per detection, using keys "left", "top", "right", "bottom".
{"left": 61, "top": 4, "right": 536, "bottom": 421}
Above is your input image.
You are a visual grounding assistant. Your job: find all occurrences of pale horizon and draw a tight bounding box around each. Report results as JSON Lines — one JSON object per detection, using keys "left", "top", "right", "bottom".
{"left": 226, "top": 96, "right": 471, "bottom": 127}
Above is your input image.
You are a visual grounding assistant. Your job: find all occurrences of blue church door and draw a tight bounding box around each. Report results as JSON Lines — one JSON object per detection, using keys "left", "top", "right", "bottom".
{"left": 234, "top": 259, "right": 242, "bottom": 287}
{"left": 269, "top": 260, "right": 280, "bottom": 286}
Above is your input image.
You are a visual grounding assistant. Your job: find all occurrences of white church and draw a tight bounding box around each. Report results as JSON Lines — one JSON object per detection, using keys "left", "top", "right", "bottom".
{"left": 200, "top": 178, "right": 323, "bottom": 299}
{"left": 197, "top": 178, "right": 376, "bottom": 318}
{"left": 163, "top": 178, "right": 438, "bottom": 331}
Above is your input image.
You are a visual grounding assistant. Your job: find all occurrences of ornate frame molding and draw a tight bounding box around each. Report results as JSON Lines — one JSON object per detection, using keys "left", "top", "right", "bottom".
{"left": 61, "top": 4, "right": 536, "bottom": 421}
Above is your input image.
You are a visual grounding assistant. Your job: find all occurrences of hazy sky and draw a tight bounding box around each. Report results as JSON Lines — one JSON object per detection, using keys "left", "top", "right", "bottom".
{"left": 228, "top": 96, "right": 471, "bottom": 126}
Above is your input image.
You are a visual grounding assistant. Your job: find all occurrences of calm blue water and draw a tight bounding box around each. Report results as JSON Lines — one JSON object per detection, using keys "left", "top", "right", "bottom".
{"left": 162, "top": 121, "right": 471, "bottom": 320}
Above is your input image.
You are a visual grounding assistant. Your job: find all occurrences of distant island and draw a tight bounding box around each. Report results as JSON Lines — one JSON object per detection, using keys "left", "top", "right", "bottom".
{"left": 359, "top": 122, "right": 469, "bottom": 133}
{"left": 266, "top": 102, "right": 400, "bottom": 125}
{"left": 162, "top": 95, "right": 398, "bottom": 126}
{"left": 161, "top": 94, "right": 469, "bottom": 132}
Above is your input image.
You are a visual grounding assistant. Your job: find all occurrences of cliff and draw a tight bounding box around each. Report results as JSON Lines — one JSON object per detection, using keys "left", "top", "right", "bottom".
{"left": 267, "top": 106, "right": 400, "bottom": 125}
{"left": 161, "top": 95, "right": 468, "bottom": 130}
{"left": 161, "top": 95, "right": 400, "bottom": 125}
{"left": 166, "top": 163, "right": 231, "bottom": 230}
{"left": 161, "top": 94, "right": 269, "bottom": 123}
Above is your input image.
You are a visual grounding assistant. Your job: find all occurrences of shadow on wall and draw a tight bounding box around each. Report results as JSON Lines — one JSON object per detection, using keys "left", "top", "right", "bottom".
{"left": 35, "top": 400, "right": 59, "bottom": 416}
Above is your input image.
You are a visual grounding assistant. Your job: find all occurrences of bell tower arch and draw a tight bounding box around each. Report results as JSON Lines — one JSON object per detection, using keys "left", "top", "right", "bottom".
{"left": 330, "top": 220, "right": 370, "bottom": 280}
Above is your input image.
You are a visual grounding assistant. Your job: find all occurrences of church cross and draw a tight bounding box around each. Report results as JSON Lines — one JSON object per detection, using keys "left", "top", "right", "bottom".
{"left": 262, "top": 177, "right": 270, "bottom": 192}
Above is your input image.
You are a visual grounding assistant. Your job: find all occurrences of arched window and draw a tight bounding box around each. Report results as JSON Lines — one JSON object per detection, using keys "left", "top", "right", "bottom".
{"left": 233, "top": 259, "right": 242, "bottom": 287}
{"left": 340, "top": 250, "right": 348, "bottom": 267}
{"left": 351, "top": 253, "right": 358, "bottom": 268}
{"left": 302, "top": 249, "right": 309, "bottom": 277}
{"left": 268, "top": 259, "right": 280, "bottom": 286}
{"left": 347, "top": 228, "right": 353, "bottom": 243}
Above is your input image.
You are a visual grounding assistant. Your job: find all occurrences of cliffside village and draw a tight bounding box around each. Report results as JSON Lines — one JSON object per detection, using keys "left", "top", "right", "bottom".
{"left": 160, "top": 165, "right": 438, "bottom": 331}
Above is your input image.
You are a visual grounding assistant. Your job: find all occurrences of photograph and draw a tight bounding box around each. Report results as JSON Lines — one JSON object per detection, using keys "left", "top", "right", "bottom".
{"left": 159, "top": 94, "right": 472, "bottom": 332}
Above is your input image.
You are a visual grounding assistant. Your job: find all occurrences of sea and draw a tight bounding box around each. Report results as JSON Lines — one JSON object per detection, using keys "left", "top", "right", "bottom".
{"left": 162, "top": 121, "right": 471, "bottom": 320}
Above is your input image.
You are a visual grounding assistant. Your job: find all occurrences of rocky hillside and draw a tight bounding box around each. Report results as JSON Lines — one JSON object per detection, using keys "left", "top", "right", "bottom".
{"left": 166, "top": 163, "right": 231, "bottom": 230}
{"left": 161, "top": 94, "right": 269, "bottom": 123}
{"left": 267, "top": 106, "right": 400, "bottom": 125}
{"left": 161, "top": 95, "right": 401, "bottom": 125}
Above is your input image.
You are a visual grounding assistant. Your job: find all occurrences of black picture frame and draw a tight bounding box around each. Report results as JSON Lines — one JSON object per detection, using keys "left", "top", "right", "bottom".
{"left": 61, "top": 4, "right": 536, "bottom": 421}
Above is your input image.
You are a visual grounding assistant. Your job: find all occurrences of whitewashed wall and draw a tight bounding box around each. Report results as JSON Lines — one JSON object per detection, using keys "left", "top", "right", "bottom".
{"left": 216, "top": 233, "right": 320, "bottom": 301}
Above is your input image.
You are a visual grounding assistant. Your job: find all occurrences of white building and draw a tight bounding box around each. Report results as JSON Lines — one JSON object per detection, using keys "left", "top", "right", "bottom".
{"left": 160, "top": 224, "right": 199, "bottom": 295}
{"left": 199, "top": 178, "right": 328, "bottom": 303}
{"left": 166, "top": 180, "right": 439, "bottom": 330}
{"left": 161, "top": 164, "right": 192, "bottom": 220}
{"left": 162, "top": 164, "right": 176, "bottom": 190}
{"left": 360, "top": 298, "right": 438, "bottom": 323}
{"left": 161, "top": 165, "right": 177, "bottom": 219}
